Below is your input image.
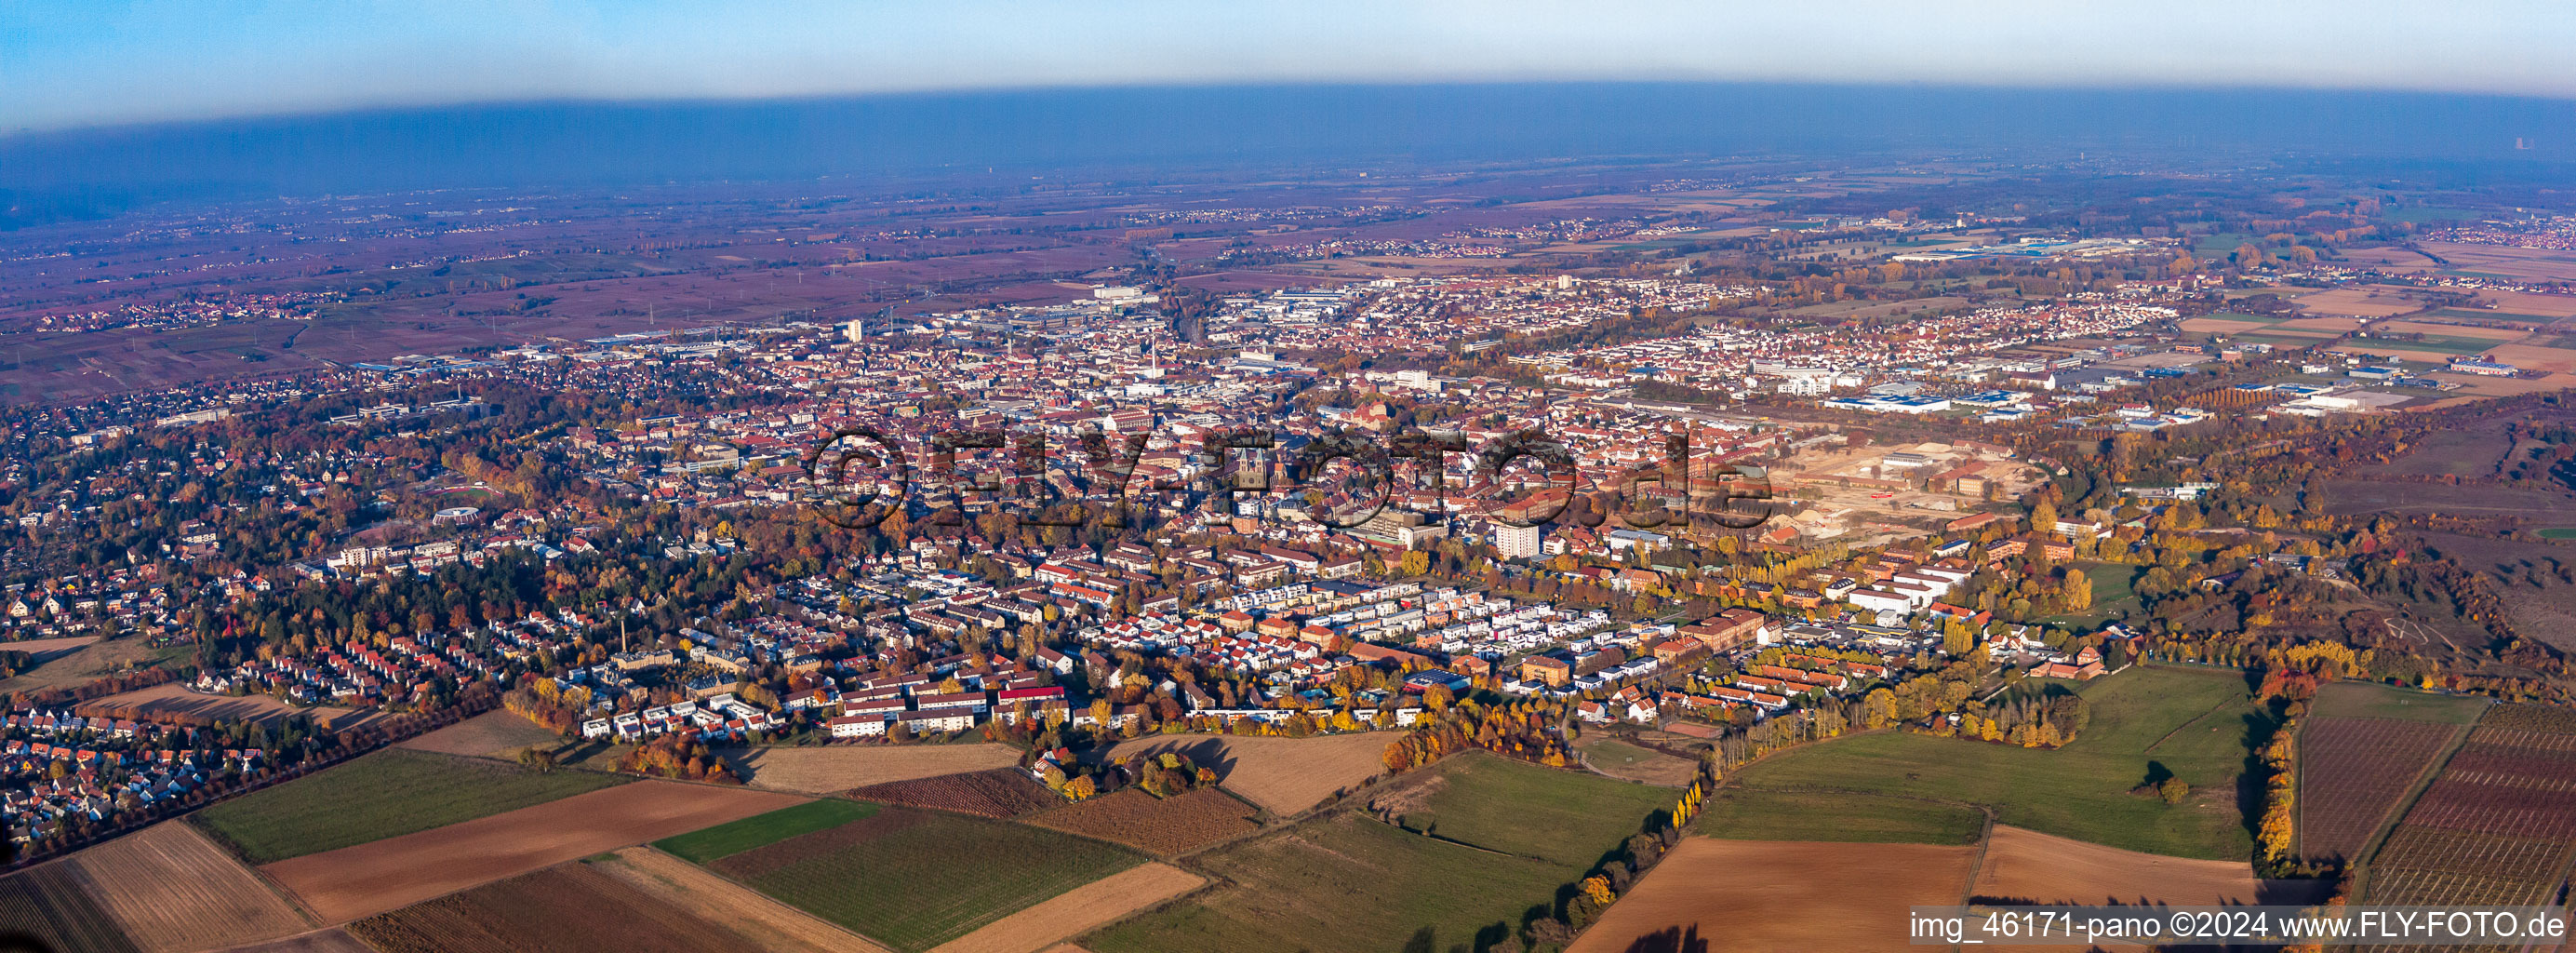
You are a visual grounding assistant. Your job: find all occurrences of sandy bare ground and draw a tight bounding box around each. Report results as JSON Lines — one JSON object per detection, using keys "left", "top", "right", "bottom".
{"left": 591, "top": 847, "right": 894, "bottom": 953}
{"left": 1569, "top": 837, "right": 1978, "bottom": 953}
{"left": 928, "top": 862, "right": 1203, "bottom": 953}
{"left": 397, "top": 709, "right": 563, "bottom": 759}
{"left": 715, "top": 743, "right": 1022, "bottom": 794}
{"left": 68, "top": 820, "right": 314, "bottom": 952}
{"left": 260, "top": 781, "right": 806, "bottom": 924}
{"left": 89, "top": 681, "right": 377, "bottom": 730}
{"left": 207, "top": 929, "right": 376, "bottom": 953}
{"left": 1099, "top": 733, "right": 1391, "bottom": 816}
{"left": 1971, "top": 825, "right": 2324, "bottom": 907}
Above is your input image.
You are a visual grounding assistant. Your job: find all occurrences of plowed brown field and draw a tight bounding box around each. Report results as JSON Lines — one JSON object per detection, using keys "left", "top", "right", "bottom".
{"left": 72, "top": 820, "right": 313, "bottom": 951}
{"left": 591, "top": 847, "right": 893, "bottom": 953}
{"left": 346, "top": 863, "right": 748, "bottom": 952}
{"left": 1971, "top": 825, "right": 2324, "bottom": 906}
{"left": 1568, "top": 837, "right": 1978, "bottom": 953}
{"left": 396, "top": 710, "right": 563, "bottom": 759}
{"left": 928, "top": 862, "right": 1202, "bottom": 953}
{"left": 262, "top": 780, "right": 805, "bottom": 923}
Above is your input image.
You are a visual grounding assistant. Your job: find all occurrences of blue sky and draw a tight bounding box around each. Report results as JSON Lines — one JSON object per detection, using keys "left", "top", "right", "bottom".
{"left": 6, "top": 0, "right": 2572, "bottom": 131}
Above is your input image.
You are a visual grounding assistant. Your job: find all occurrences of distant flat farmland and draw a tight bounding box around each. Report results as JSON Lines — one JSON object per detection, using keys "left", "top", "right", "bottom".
{"left": 1097, "top": 732, "right": 1393, "bottom": 816}
{"left": 196, "top": 748, "right": 631, "bottom": 864}
{"left": 262, "top": 781, "right": 806, "bottom": 924}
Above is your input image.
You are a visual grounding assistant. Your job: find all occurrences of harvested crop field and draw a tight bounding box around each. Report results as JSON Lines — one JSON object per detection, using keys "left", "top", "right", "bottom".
{"left": 928, "top": 863, "right": 1203, "bottom": 953}
{"left": 346, "top": 862, "right": 751, "bottom": 953}
{"left": 197, "top": 748, "right": 631, "bottom": 864}
{"left": 717, "top": 743, "right": 1022, "bottom": 794}
{"left": 0, "top": 859, "right": 144, "bottom": 953}
{"left": 2297, "top": 717, "right": 2464, "bottom": 864}
{"left": 69, "top": 820, "right": 313, "bottom": 952}
{"left": 208, "top": 928, "right": 377, "bottom": 953}
{"left": 850, "top": 767, "right": 1061, "bottom": 817}
{"left": 1971, "top": 825, "right": 2320, "bottom": 907}
{"left": 1568, "top": 838, "right": 1978, "bottom": 953}
{"left": 1098, "top": 732, "right": 1391, "bottom": 816}
{"left": 712, "top": 806, "right": 1145, "bottom": 953}
{"left": 591, "top": 847, "right": 891, "bottom": 953}
{"left": 261, "top": 780, "right": 806, "bottom": 924}
{"left": 1028, "top": 787, "right": 1261, "bottom": 855}
{"left": 395, "top": 709, "right": 562, "bottom": 758}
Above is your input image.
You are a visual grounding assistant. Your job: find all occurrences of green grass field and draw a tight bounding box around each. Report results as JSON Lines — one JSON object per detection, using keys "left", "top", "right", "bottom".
{"left": 1089, "top": 755, "right": 1669, "bottom": 953}
{"left": 1729, "top": 665, "right": 2267, "bottom": 860}
{"left": 1089, "top": 811, "right": 1569, "bottom": 953}
{"left": 2540, "top": 528, "right": 2576, "bottom": 540}
{"left": 2308, "top": 681, "right": 2492, "bottom": 724}
{"left": 741, "top": 812, "right": 1141, "bottom": 952}
{"left": 194, "top": 749, "right": 629, "bottom": 864}
{"left": 2043, "top": 562, "right": 2142, "bottom": 626}
{"left": 653, "top": 799, "right": 877, "bottom": 864}
{"left": 1400, "top": 755, "right": 1675, "bottom": 866}
{"left": 2425, "top": 307, "right": 2554, "bottom": 323}
{"left": 2348, "top": 335, "right": 2500, "bottom": 356}
{"left": 1694, "top": 788, "right": 1984, "bottom": 844}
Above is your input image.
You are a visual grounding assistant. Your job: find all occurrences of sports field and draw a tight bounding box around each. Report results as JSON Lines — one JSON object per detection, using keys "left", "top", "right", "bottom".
{"left": 1729, "top": 665, "right": 2267, "bottom": 859}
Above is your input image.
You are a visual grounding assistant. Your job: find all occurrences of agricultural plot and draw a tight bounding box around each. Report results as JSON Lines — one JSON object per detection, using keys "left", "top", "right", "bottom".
{"left": 347, "top": 863, "right": 753, "bottom": 953}
{"left": 715, "top": 743, "right": 1022, "bottom": 794}
{"left": 849, "top": 767, "right": 1060, "bottom": 817}
{"left": 1097, "top": 732, "right": 1394, "bottom": 817}
{"left": 653, "top": 799, "right": 880, "bottom": 864}
{"left": 1693, "top": 788, "right": 1983, "bottom": 845}
{"left": 2364, "top": 704, "right": 2576, "bottom": 911}
{"left": 195, "top": 748, "right": 630, "bottom": 863}
{"left": 260, "top": 781, "right": 806, "bottom": 924}
{"left": 1027, "top": 787, "right": 1261, "bottom": 856}
{"left": 1372, "top": 754, "right": 1675, "bottom": 866}
{"left": 592, "top": 847, "right": 891, "bottom": 953}
{"left": 1970, "top": 825, "right": 2323, "bottom": 907}
{"left": 68, "top": 820, "right": 314, "bottom": 952}
{"left": 2309, "top": 681, "right": 2492, "bottom": 723}
{"left": 712, "top": 806, "right": 1145, "bottom": 953}
{"left": 2296, "top": 717, "right": 2463, "bottom": 864}
{"left": 1730, "top": 665, "right": 2266, "bottom": 859}
{"left": 1566, "top": 838, "right": 1978, "bottom": 953}
{"left": 395, "top": 709, "right": 564, "bottom": 759}
{"left": 0, "top": 861, "right": 143, "bottom": 953}
{"left": 929, "top": 863, "right": 1205, "bottom": 953}
{"left": 1087, "top": 810, "right": 1579, "bottom": 953}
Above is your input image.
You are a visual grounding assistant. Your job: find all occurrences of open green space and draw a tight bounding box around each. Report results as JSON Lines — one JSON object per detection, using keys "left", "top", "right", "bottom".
{"left": 1694, "top": 788, "right": 1983, "bottom": 844}
{"left": 1398, "top": 754, "right": 1675, "bottom": 866}
{"left": 2308, "top": 681, "right": 2492, "bottom": 725}
{"left": 2539, "top": 528, "right": 2576, "bottom": 540}
{"left": 194, "top": 748, "right": 629, "bottom": 864}
{"left": 2193, "top": 233, "right": 2266, "bottom": 256}
{"left": 1088, "top": 754, "right": 1664, "bottom": 953}
{"left": 652, "top": 799, "right": 877, "bottom": 864}
{"left": 1089, "top": 811, "right": 1568, "bottom": 953}
{"left": 2042, "top": 561, "right": 2142, "bottom": 627}
{"left": 2383, "top": 206, "right": 2485, "bottom": 224}
{"left": 1729, "top": 665, "right": 2268, "bottom": 860}
{"left": 740, "top": 812, "right": 1141, "bottom": 953}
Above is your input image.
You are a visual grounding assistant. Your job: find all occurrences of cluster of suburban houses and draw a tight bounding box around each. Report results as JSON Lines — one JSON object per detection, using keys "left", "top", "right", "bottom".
{"left": 1, "top": 709, "right": 262, "bottom": 845}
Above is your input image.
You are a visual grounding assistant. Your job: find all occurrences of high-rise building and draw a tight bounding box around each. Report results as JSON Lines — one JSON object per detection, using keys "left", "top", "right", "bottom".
{"left": 1494, "top": 522, "right": 1542, "bottom": 559}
